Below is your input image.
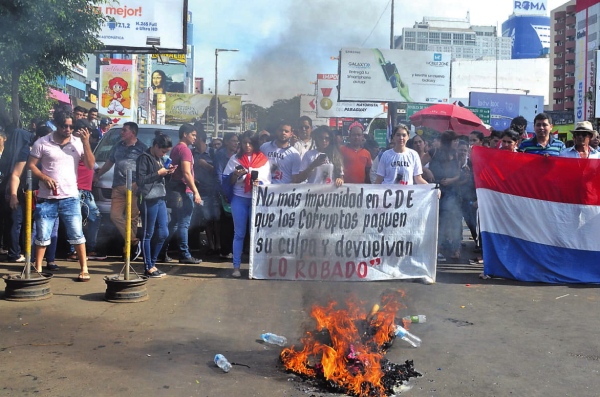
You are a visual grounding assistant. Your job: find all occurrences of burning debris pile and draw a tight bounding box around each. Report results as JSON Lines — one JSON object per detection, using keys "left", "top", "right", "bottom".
{"left": 280, "top": 291, "right": 421, "bottom": 396}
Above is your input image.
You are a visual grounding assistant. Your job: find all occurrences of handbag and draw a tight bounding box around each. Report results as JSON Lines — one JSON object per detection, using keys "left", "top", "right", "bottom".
{"left": 144, "top": 182, "right": 167, "bottom": 200}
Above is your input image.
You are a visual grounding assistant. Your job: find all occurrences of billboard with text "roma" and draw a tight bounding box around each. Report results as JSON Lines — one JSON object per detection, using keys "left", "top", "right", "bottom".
{"left": 338, "top": 48, "right": 451, "bottom": 103}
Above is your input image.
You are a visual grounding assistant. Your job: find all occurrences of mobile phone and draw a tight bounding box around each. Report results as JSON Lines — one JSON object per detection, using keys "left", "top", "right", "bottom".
{"left": 235, "top": 165, "right": 244, "bottom": 171}
{"left": 317, "top": 153, "right": 327, "bottom": 162}
{"left": 251, "top": 170, "right": 259, "bottom": 182}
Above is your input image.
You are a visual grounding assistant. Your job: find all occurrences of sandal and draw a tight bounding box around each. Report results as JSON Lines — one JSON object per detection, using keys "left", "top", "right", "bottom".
{"left": 77, "top": 272, "right": 91, "bottom": 282}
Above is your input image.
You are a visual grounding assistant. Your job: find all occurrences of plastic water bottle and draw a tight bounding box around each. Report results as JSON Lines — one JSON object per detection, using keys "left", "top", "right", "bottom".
{"left": 394, "top": 325, "right": 422, "bottom": 348}
{"left": 261, "top": 333, "right": 288, "bottom": 346}
{"left": 402, "top": 315, "right": 427, "bottom": 324}
{"left": 214, "top": 354, "right": 232, "bottom": 372}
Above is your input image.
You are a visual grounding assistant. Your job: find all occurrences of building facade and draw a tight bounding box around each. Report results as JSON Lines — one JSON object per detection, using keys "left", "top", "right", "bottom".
{"left": 550, "top": 0, "right": 576, "bottom": 112}
{"left": 395, "top": 14, "right": 512, "bottom": 61}
{"left": 502, "top": 1, "right": 551, "bottom": 59}
{"left": 575, "top": 0, "right": 600, "bottom": 123}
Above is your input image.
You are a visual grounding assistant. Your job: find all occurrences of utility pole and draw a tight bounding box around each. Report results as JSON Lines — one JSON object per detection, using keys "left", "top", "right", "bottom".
{"left": 387, "top": 0, "right": 397, "bottom": 135}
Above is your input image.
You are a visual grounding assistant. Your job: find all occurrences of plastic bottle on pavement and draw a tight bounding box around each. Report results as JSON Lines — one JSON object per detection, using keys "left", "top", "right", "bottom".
{"left": 394, "top": 325, "right": 422, "bottom": 347}
{"left": 214, "top": 354, "right": 232, "bottom": 372}
{"left": 402, "top": 315, "right": 427, "bottom": 323}
{"left": 261, "top": 333, "right": 288, "bottom": 346}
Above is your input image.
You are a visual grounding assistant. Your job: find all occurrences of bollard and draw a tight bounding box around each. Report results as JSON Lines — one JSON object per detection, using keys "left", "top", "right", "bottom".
{"left": 104, "top": 169, "right": 148, "bottom": 303}
{"left": 3, "top": 170, "right": 52, "bottom": 301}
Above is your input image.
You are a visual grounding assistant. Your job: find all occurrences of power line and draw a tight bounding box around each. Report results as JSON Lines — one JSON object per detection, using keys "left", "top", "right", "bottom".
{"left": 362, "top": 0, "right": 392, "bottom": 47}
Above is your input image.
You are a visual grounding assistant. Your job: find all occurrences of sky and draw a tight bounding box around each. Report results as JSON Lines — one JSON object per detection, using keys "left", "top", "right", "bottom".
{"left": 188, "top": 0, "right": 565, "bottom": 107}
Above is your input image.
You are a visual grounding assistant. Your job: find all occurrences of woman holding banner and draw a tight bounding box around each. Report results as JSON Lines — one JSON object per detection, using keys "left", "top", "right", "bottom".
{"left": 374, "top": 125, "right": 429, "bottom": 186}
{"left": 223, "top": 131, "right": 271, "bottom": 278}
{"left": 297, "top": 126, "right": 344, "bottom": 186}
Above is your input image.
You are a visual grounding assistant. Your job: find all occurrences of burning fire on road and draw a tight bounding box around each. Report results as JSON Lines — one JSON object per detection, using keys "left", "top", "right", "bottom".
{"left": 280, "top": 290, "right": 421, "bottom": 396}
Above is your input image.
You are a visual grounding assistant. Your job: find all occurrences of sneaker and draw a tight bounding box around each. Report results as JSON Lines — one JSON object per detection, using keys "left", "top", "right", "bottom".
{"left": 8, "top": 255, "right": 26, "bottom": 263}
{"left": 87, "top": 251, "right": 107, "bottom": 260}
{"left": 0, "top": 248, "right": 8, "bottom": 255}
{"left": 144, "top": 270, "right": 165, "bottom": 278}
{"left": 437, "top": 253, "right": 446, "bottom": 262}
{"left": 45, "top": 263, "right": 59, "bottom": 271}
{"left": 156, "top": 269, "right": 167, "bottom": 277}
{"left": 179, "top": 257, "right": 201, "bottom": 264}
{"left": 66, "top": 253, "right": 78, "bottom": 262}
{"left": 220, "top": 253, "right": 233, "bottom": 260}
{"left": 232, "top": 269, "right": 241, "bottom": 278}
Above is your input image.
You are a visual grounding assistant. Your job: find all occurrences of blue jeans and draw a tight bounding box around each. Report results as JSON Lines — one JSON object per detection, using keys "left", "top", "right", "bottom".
{"left": 8, "top": 203, "right": 23, "bottom": 260}
{"left": 69, "top": 190, "right": 102, "bottom": 254}
{"left": 164, "top": 192, "right": 194, "bottom": 259}
{"left": 231, "top": 195, "right": 252, "bottom": 269}
{"left": 32, "top": 218, "right": 59, "bottom": 263}
{"left": 140, "top": 198, "right": 169, "bottom": 270}
{"left": 34, "top": 197, "right": 85, "bottom": 246}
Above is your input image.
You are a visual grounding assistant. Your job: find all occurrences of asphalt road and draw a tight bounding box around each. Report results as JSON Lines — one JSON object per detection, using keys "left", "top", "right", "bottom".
{"left": 1, "top": 244, "right": 599, "bottom": 397}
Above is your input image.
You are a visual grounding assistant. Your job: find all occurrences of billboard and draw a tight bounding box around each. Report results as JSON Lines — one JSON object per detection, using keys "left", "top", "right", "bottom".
{"left": 96, "top": 0, "right": 187, "bottom": 53}
{"left": 99, "top": 59, "right": 136, "bottom": 124}
{"left": 338, "top": 47, "right": 451, "bottom": 103}
{"left": 300, "top": 95, "right": 329, "bottom": 126}
{"left": 165, "top": 93, "right": 241, "bottom": 130}
{"left": 316, "top": 74, "right": 386, "bottom": 118}
{"left": 151, "top": 53, "right": 186, "bottom": 64}
{"left": 406, "top": 103, "right": 491, "bottom": 125}
{"left": 575, "top": 3, "right": 600, "bottom": 122}
{"left": 512, "top": 0, "right": 548, "bottom": 16}
{"left": 150, "top": 61, "right": 185, "bottom": 93}
{"left": 469, "top": 92, "right": 543, "bottom": 132}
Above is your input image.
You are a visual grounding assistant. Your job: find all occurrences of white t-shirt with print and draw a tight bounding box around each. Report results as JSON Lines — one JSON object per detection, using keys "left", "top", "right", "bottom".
{"left": 376, "top": 148, "right": 423, "bottom": 185}
{"left": 260, "top": 141, "right": 301, "bottom": 184}
{"left": 300, "top": 149, "right": 344, "bottom": 184}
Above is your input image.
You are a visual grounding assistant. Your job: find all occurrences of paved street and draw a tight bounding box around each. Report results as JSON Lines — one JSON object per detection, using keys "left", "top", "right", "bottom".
{"left": 1, "top": 243, "right": 599, "bottom": 397}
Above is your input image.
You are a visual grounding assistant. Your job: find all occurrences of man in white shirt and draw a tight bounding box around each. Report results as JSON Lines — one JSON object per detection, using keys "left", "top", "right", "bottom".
{"left": 293, "top": 116, "right": 315, "bottom": 159}
{"left": 260, "top": 121, "right": 301, "bottom": 184}
{"left": 559, "top": 121, "right": 600, "bottom": 159}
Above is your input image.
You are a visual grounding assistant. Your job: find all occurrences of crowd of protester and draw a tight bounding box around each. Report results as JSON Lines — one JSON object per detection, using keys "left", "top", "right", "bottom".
{"left": 0, "top": 108, "right": 593, "bottom": 279}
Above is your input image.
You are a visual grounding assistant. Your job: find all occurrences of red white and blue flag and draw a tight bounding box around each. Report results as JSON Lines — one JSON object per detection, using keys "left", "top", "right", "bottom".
{"left": 471, "top": 147, "right": 600, "bottom": 284}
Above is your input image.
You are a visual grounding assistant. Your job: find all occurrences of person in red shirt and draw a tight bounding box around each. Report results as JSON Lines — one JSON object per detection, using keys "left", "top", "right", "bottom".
{"left": 340, "top": 123, "right": 372, "bottom": 183}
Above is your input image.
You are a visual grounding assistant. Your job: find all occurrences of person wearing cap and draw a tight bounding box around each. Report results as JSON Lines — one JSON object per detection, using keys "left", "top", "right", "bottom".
{"left": 98, "top": 118, "right": 112, "bottom": 139}
{"left": 518, "top": 113, "right": 565, "bottom": 157}
{"left": 340, "top": 123, "right": 372, "bottom": 183}
{"left": 559, "top": 121, "right": 600, "bottom": 159}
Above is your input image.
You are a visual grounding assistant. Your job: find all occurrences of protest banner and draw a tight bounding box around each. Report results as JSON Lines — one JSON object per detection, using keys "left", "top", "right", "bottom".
{"left": 250, "top": 184, "right": 439, "bottom": 282}
{"left": 472, "top": 147, "right": 600, "bottom": 284}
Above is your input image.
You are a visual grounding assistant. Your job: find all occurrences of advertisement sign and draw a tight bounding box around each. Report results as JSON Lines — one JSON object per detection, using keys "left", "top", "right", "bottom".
{"left": 469, "top": 92, "right": 543, "bottom": 132}
{"left": 338, "top": 47, "right": 451, "bottom": 103}
{"left": 151, "top": 53, "right": 186, "bottom": 64}
{"left": 250, "top": 184, "right": 439, "bottom": 282}
{"left": 575, "top": 9, "right": 588, "bottom": 123}
{"left": 316, "top": 74, "right": 386, "bottom": 118}
{"left": 150, "top": 61, "right": 185, "bottom": 93}
{"left": 512, "top": 0, "right": 548, "bottom": 16}
{"left": 96, "top": 0, "right": 186, "bottom": 52}
{"left": 165, "top": 93, "right": 241, "bottom": 129}
{"left": 406, "top": 103, "right": 491, "bottom": 124}
{"left": 99, "top": 59, "right": 136, "bottom": 124}
{"left": 300, "top": 95, "right": 329, "bottom": 126}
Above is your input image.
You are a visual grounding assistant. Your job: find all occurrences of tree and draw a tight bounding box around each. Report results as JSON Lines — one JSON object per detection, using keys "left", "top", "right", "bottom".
{"left": 0, "top": 0, "right": 109, "bottom": 128}
{"left": 263, "top": 96, "right": 301, "bottom": 132}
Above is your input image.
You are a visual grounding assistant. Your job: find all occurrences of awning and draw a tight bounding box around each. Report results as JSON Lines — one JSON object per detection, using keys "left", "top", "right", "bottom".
{"left": 72, "top": 97, "right": 98, "bottom": 111}
{"left": 49, "top": 88, "right": 70, "bottom": 104}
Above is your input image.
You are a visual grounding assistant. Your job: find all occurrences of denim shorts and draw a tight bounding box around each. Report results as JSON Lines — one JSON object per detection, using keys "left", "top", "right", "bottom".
{"left": 34, "top": 197, "right": 85, "bottom": 246}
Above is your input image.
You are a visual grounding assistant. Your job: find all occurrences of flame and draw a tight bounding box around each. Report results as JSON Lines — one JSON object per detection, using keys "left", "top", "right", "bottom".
{"left": 281, "top": 290, "right": 409, "bottom": 396}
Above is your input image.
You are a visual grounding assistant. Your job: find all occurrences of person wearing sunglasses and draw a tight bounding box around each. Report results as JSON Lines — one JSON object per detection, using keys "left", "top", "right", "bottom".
{"left": 26, "top": 110, "right": 95, "bottom": 281}
{"left": 294, "top": 116, "right": 315, "bottom": 159}
{"left": 559, "top": 121, "right": 600, "bottom": 159}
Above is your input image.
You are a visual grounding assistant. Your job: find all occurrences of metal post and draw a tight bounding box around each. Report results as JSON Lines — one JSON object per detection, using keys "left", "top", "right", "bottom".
{"left": 214, "top": 49, "right": 219, "bottom": 139}
{"left": 24, "top": 170, "right": 32, "bottom": 279}
{"left": 390, "top": 0, "right": 395, "bottom": 49}
{"left": 124, "top": 169, "right": 132, "bottom": 280}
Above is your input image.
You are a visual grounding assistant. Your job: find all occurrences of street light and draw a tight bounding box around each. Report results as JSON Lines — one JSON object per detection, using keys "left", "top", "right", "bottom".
{"left": 214, "top": 48, "right": 239, "bottom": 138}
{"left": 228, "top": 79, "right": 246, "bottom": 95}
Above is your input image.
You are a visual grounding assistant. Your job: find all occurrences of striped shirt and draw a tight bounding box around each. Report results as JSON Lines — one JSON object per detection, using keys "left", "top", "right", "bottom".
{"left": 518, "top": 136, "right": 565, "bottom": 157}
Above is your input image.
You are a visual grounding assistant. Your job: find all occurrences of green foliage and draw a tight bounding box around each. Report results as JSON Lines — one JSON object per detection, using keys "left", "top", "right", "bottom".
{"left": 0, "top": 0, "right": 110, "bottom": 127}
{"left": 261, "top": 96, "right": 301, "bottom": 132}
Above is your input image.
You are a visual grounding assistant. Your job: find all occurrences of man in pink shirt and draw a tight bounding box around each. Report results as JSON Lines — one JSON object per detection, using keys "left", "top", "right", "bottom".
{"left": 27, "top": 111, "right": 95, "bottom": 281}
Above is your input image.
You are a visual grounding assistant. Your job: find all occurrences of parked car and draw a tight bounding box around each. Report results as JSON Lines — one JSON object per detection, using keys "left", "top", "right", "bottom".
{"left": 92, "top": 124, "right": 181, "bottom": 254}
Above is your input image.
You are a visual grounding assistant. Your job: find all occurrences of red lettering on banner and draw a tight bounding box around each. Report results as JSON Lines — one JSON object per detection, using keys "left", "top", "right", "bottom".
{"left": 357, "top": 262, "right": 368, "bottom": 278}
{"left": 295, "top": 260, "right": 306, "bottom": 279}
{"left": 279, "top": 258, "right": 288, "bottom": 277}
{"left": 345, "top": 261, "right": 355, "bottom": 278}
{"left": 268, "top": 258, "right": 276, "bottom": 277}
{"left": 309, "top": 261, "right": 317, "bottom": 279}
{"left": 321, "top": 261, "right": 331, "bottom": 279}
{"left": 332, "top": 262, "right": 344, "bottom": 278}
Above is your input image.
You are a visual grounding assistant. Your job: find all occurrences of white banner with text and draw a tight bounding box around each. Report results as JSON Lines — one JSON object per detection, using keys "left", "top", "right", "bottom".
{"left": 249, "top": 184, "right": 439, "bottom": 282}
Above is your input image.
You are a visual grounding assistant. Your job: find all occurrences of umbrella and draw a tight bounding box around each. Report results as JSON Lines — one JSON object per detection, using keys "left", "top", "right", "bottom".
{"left": 409, "top": 104, "right": 489, "bottom": 136}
